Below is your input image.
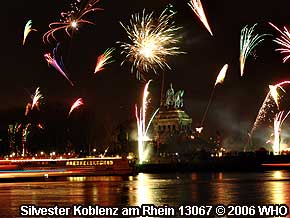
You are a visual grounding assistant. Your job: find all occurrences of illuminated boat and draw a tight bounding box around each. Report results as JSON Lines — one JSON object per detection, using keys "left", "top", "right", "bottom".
{"left": 0, "top": 156, "right": 136, "bottom": 179}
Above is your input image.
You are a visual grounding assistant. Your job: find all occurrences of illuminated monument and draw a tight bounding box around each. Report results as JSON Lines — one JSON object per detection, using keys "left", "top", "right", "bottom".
{"left": 152, "top": 83, "right": 192, "bottom": 153}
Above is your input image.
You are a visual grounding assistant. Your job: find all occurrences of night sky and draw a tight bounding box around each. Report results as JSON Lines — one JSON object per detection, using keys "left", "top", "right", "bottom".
{"left": 1, "top": 0, "right": 290, "bottom": 151}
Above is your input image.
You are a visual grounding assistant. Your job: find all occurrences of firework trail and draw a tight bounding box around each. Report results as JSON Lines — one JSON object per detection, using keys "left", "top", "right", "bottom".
{"left": 240, "top": 24, "right": 269, "bottom": 76}
{"left": 23, "top": 20, "right": 36, "bottom": 45}
{"left": 269, "top": 22, "right": 290, "bottom": 63}
{"left": 188, "top": 0, "right": 213, "bottom": 36}
{"left": 251, "top": 80, "right": 290, "bottom": 134}
{"left": 200, "top": 64, "right": 228, "bottom": 129}
{"left": 273, "top": 111, "right": 290, "bottom": 155}
{"left": 25, "top": 103, "right": 31, "bottom": 116}
{"left": 31, "top": 87, "right": 43, "bottom": 110}
{"left": 68, "top": 98, "right": 84, "bottom": 116}
{"left": 94, "top": 48, "right": 115, "bottom": 74}
{"left": 118, "top": 8, "right": 184, "bottom": 80}
{"left": 43, "top": 0, "right": 103, "bottom": 43}
{"left": 135, "top": 80, "right": 159, "bottom": 163}
{"left": 44, "top": 43, "right": 74, "bottom": 86}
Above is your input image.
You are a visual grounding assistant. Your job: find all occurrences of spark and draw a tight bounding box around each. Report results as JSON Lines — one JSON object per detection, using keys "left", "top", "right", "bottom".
{"left": 273, "top": 111, "right": 290, "bottom": 155}
{"left": 135, "top": 80, "right": 159, "bottom": 163}
{"left": 240, "top": 24, "right": 269, "bottom": 76}
{"left": 94, "top": 48, "right": 115, "bottom": 74}
{"left": 37, "top": 123, "right": 44, "bottom": 129}
{"left": 195, "top": 127, "right": 203, "bottom": 134}
{"left": 251, "top": 80, "right": 290, "bottom": 134}
{"left": 23, "top": 20, "right": 36, "bottom": 45}
{"left": 68, "top": 98, "right": 84, "bottom": 116}
{"left": 44, "top": 43, "right": 74, "bottom": 86}
{"left": 188, "top": 0, "right": 213, "bottom": 36}
{"left": 269, "top": 22, "right": 290, "bottom": 63}
{"left": 118, "top": 8, "right": 184, "bottom": 80}
{"left": 200, "top": 64, "right": 229, "bottom": 129}
{"left": 31, "top": 87, "right": 43, "bottom": 110}
{"left": 43, "top": 0, "right": 103, "bottom": 43}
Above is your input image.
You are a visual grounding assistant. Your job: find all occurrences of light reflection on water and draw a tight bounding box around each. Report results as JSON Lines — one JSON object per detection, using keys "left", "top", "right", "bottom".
{"left": 0, "top": 171, "right": 290, "bottom": 217}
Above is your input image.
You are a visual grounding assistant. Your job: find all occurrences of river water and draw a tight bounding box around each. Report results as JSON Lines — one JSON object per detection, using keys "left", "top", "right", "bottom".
{"left": 1, "top": 171, "right": 290, "bottom": 217}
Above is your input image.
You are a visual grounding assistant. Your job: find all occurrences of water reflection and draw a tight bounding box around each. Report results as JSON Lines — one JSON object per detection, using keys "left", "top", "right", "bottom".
{"left": 136, "top": 173, "right": 153, "bottom": 205}
{"left": 1, "top": 172, "right": 290, "bottom": 217}
{"left": 264, "top": 171, "right": 290, "bottom": 205}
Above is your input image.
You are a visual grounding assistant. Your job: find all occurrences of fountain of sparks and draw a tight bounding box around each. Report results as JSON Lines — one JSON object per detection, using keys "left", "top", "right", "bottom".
{"left": 251, "top": 81, "right": 290, "bottom": 135}
{"left": 273, "top": 111, "right": 290, "bottom": 155}
{"left": 135, "top": 80, "right": 159, "bottom": 163}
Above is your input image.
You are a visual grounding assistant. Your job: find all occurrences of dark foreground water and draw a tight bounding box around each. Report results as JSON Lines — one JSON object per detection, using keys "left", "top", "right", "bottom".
{"left": 1, "top": 171, "right": 290, "bottom": 217}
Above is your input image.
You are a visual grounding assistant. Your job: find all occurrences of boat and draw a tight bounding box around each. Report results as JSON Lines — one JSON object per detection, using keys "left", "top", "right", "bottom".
{"left": 0, "top": 156, "right": 136, "bottom": 180}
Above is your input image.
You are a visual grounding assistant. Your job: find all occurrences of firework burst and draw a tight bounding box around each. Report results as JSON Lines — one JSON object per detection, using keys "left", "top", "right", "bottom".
{"left": 94, "top": 48, "right": 115, "bottom": 74}
{"left": 23, "top": 20, "right": 37, "bottom": 45}
{"left": 68, "top": 98, "right": 84, "bottom": 116}
{"left": 188, "top": 0, "right": 213, "bottom": 36}
{"left": 44, "top": 43, "right": 74, "bottom": 86}
{"left": 43, "top": 0, "right": 103, "bottom": 43}
{"left": 135, "top": 80, "right": 159, "bottom": 163}
{"left": 240, "top": 24, "right": 269, "bottom": 76}
{"left": 119, "top": 8, "right": 184, "bottom": 80}
{"left": 269, "top": 22, "right": 290, "bottom": 63}
{"left": 31, "top": 87, "right": 43, "bottom": 110}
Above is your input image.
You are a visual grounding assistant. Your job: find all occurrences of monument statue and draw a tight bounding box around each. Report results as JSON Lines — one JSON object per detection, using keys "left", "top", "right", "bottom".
{"left": 165, "top": 83, "right": 174, "bottom": 106}
{"left": 173, "top": 90, "right": 184, "bottom": 108}
{"left": 165, "top": 83, "right": 184, "bottom": 109}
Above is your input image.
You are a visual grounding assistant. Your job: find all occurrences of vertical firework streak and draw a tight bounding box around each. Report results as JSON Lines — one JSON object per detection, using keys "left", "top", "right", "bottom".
{"left": 94, "top": 48, "right": 115, "bottom": 73}
{"left": 188, "top": 0, "right": 213, "bottom": 36}
{"left": 135, "top": 80, "right": 159, "bottom": 163}
{"left": 68, "top": 98, "right": 84, "bottom": 116}
{"left": 118, "top": 8, "right": 184, "bottom": 80}
{"left": 240, "top": 24, "right": 269, "bottom": 76}
{"left": 200, "top": 64, "right": 228, "bottom": 129}
{"left": 251, "top": 81, "right": 290, "bottom": 134}
{"left": 22, "top": 123, "right": 31, "bottom": 156}
{"left": 269, "top": 22, "right": 290, "bottom": 63}
{"left": 273, "top": 111, "right": 290, "bottom": 155}
{"left": 43, "top": 0, "right": 103, "bottom": 43}
{"left": 44, "top": 43, "right": 74, "bottom": 86}
{"left": 23, "top": 20, "right": 36, "bottom": 45}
